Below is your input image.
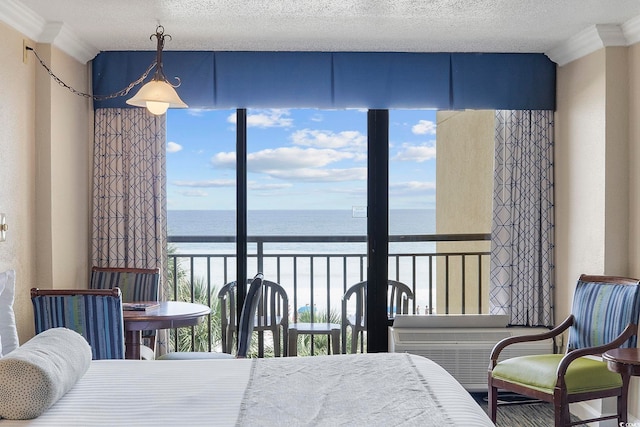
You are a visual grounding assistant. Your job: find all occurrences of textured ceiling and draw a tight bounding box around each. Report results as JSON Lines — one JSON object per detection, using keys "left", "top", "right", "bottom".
{"left": 12, "top": 0, "right": 640, "bottom": 54}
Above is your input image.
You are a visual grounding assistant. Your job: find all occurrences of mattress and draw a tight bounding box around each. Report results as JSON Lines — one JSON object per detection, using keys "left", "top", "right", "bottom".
{"left": 0, "top": 353, "right": 493, "bottom": 426}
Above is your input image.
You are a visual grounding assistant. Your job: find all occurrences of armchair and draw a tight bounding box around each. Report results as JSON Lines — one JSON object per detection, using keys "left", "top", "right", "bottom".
{"left": 488, "top": 274, "right": 640, "bottom": 427}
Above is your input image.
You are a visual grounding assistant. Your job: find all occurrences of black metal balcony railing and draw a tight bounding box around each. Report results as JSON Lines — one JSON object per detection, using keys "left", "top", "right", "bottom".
{"left": 165, "top": 233, "right": 491, "bottom": 355}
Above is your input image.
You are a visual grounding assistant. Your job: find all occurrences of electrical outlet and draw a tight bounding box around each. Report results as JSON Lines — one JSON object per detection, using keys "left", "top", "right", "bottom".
{"left": 23, "top": 39, "right": 34, "bottom": 64}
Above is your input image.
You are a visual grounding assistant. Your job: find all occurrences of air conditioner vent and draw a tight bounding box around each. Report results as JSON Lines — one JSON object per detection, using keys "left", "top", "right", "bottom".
{"left": 389, "top": 326, "right": 554, "bottom": 391}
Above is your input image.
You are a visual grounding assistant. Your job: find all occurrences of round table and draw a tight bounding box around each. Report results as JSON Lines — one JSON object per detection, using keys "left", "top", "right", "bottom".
{"left": 123, "top": 301, "right": 211, "bottom": 359}
{"left": 602, "top": 347, "right": 640, "bottom": 423}
{"left": 603, "top": 348, "right": 640, "bottom": 376}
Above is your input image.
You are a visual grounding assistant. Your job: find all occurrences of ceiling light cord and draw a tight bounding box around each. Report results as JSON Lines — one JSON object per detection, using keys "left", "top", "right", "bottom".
{"left": 26, "top": 25, "right": 187, "bottom": 115}
{"left": 25, "top": 46, "right": 156, "bottom": 101}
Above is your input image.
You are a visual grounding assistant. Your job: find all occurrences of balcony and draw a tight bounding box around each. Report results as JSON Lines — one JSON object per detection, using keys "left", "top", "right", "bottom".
{"left": 165, "top": 233, "right": 491, "bottom": 356}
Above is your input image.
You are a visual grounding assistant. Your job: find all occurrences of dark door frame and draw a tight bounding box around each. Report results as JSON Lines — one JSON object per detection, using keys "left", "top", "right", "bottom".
{"left": 234, "top": 108, "right": 391, "bottom": 353}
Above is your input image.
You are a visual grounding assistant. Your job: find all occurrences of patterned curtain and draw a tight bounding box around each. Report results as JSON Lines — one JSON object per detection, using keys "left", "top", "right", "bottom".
{"left": 92, "top": 108, "right": 167, "bottom": 285}
{"left": 489, "top": 110, "right": 554, "bottom": 327}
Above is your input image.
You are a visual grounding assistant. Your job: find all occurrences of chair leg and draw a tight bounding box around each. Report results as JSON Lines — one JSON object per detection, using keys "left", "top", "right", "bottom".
{"left": 618, "top": 374, "right": 630, "bottom": 424}
{"left": 273, "top": 328, "right": 281, "bottom": 357}
{"left": 553, "top": 392, "right": 570, "bottom": 427}
{"left": 350, "top": 330, "right": 358, "bottom": 354}
{"left": 488, "top": 381, "right": 498, "bottom": 423}
{"left": 148, "top": 335, "right": 156, "bottom": 352}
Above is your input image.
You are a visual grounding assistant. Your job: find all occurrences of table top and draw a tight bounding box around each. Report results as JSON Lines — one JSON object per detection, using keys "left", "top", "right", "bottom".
{"left": 289, "top": 322, "right": 341, "bottom": 333}
{"left": 123, "top": 301, "right": 211, "bottom": 331}
{"left": 603, "top": 348, "right": 640, "bottom": 366}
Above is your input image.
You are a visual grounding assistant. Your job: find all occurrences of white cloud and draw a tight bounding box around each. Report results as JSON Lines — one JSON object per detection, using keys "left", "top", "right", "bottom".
{"left": 172, "top": 179, "right": 235, "bottom": 188}
{"left": 176, "top": 189, "right": 208, "bottom": 197}
{"left": 291, "top": 129, "right": 366, "bottom": 151}
{"left": 267, "top": 167, "right": 367, "bottom": 182}
{"left": 412, "top": 120, "right": 437, "bottom": 135}
{"left": 390, "top": 181, "right": 436, "bottom": 194}
{"left": 393, "top": 143, "right": 436, "bottom": 162}
{"left": 226, "top": 109, "right": 293, "bottom": 128}
{"left": 167, "top": 141, "right": 183, "bottom": 153}
{"left": 212, "top": 147, "right": 357, "bottom": 171}
{"left": 187, "top": 109, "right": 207, "bottom": 117}
{"left": 328, "top": 186, "right": 366, "bottom": 195}
{"left": 248, "top": 182, "right": 293, "bottom": 190}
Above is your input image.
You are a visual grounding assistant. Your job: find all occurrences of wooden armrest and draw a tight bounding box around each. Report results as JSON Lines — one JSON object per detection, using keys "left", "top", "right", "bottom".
{"left": 489, "top": 315, "right": 574, "bottom": 369}
{"left": 555, "top": 323, "right": 638, "bottom": 386}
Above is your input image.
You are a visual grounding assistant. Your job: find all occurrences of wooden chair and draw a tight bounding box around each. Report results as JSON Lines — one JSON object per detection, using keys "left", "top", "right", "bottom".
{"left": 488, "top": 274, "right": 640, "bottom": 427}
{"left": 90, "top": 266, "right": 159, "bottom": 358}
{"left": 158, "top": 273, "right": 264, "bottom": 359}
{"left": 31, "top": 288, "right": 125, "bottom": 360}
{"left": 341, "top": 279, "right": 414, "bottom": 354}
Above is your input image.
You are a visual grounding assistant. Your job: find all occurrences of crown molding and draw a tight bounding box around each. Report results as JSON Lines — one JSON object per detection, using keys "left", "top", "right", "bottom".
{"left": 546, "top": 24, "right": 627, "bottom": 66}
{"left": 622, "top": 15, "right": 640, "bottom": 45}
{"left": 0, "top": 0, "right": 44, "bottom": 40}
{"left": 0, "top": 0, "right": 98, "bottom": 63}
{"left": 546, "top": 16, "right": 640, "bottom": 66}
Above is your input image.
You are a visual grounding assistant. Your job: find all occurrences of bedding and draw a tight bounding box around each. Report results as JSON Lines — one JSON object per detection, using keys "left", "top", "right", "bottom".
{"left": 0, "top": 270, "right": 19, "bottom": 356}
{"left": 0, "top": 353, "right": 494, "bottom": 426}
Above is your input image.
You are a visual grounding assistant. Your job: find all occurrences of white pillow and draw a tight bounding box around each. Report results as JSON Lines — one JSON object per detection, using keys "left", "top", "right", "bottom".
{"left": 0, "top": 327, "right": 92, "bottom": 420}
{"left": 0, "top": 270, "right": 19, "bottom": 355}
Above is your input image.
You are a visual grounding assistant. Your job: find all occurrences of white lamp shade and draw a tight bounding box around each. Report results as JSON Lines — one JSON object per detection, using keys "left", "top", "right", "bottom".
{"left": 126, "top": 80, "right": 188, "bottom": 115}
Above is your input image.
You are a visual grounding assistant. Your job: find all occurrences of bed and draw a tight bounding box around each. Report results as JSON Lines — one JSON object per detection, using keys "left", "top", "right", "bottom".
{"left": 0, "top": 329, "right": 494, "bottom": 426}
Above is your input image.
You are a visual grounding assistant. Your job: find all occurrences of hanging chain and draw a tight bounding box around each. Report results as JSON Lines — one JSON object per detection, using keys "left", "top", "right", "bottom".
{"left": 26, "top": 46, "right": 157, "bottom": 101}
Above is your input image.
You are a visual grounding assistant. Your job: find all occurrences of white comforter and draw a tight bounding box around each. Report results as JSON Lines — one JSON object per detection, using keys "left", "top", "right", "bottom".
{"left": 1, "top": 353, "right": 494, "bottom": 426}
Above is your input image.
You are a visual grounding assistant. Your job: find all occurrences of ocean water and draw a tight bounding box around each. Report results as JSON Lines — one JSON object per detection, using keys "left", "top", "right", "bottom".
{"left": 167, "top": 209, "right": 436, "bottom": 313}
{"left": 168, "top": 209, "right": 435, "bottom": 253}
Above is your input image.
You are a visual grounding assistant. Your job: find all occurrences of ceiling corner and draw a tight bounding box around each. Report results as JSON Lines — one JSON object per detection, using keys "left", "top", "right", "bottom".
{"left": 0, "top": 0, "right": 45, "bottom": 41}
{"left": 622, "top": 15, "right": 640, "bottom": 46}
{"left": 40, "top": 22, "right": 99, "bottom": 64}
{"left": 0, "top": 0, "right": 98, "bottom": 63}
{"left": 546, "top": 18, "right": 640, "bottom": 67}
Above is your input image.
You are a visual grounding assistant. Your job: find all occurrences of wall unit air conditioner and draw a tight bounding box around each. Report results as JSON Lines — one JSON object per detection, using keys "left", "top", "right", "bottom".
{"left": 389, "top": 315, "right": 554, "bottom": 391}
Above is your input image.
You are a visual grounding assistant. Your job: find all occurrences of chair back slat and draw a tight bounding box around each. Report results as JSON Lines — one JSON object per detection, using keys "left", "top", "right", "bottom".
{"left": 568, "top": 275, "right": 640, "bottom": 350}
{"left": 237, "top": 274, "right": 264, "bottom": 358}
{"left": 90, "top": 267, "right": 159, "bottom": 303}
{"left": 217, "top": 280, "right": 237, "bottom": 354}
{"left": 31, "top": 288, "right": 125, "bottom": 360}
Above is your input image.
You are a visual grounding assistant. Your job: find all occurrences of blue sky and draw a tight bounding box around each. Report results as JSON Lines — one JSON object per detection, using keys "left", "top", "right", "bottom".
{"left": 166, "top": 109, "right": 437, "bottom": 210}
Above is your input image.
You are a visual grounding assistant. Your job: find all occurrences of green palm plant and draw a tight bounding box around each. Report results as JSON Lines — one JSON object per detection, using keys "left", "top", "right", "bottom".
{"left": 172, "top": 276, "right": 224, "bottom": 352}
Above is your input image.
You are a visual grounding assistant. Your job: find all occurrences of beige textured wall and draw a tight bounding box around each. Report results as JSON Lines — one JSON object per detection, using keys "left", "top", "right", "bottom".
{"left": 556, "top": 46, "right": 636, "bottom": 421}
{"left": 435, "top": 110, "right": 494, "bottom": 314}
{"left": 555, "top": 49, "right": 608, "bottom": 322}
{"left": 0, "top": 22, "right": 91, "bottom": 344}
{"left": 44, "top": 46, "right": 92, "bottom": 289}
{"left": 0, "top": 22, "right": 38, "bottom": 343}
{"left": 628, "top": 42, "right": 640, "bottom": 423}
{"left": 630, "top": 45, "right": 640, "bottom": 280}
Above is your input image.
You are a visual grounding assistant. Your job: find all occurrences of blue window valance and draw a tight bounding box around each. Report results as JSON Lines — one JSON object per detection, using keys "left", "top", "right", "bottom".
{"left": 92, "top": 51, "right": 556, "bottom": 110}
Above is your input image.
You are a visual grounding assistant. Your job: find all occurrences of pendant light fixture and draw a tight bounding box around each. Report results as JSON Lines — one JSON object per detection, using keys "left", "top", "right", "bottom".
{"left": 26, "top": 25, "right": 187, "bottom": 115}
{"left": 126, "top": 25, "right": 188, "bottom": 115}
